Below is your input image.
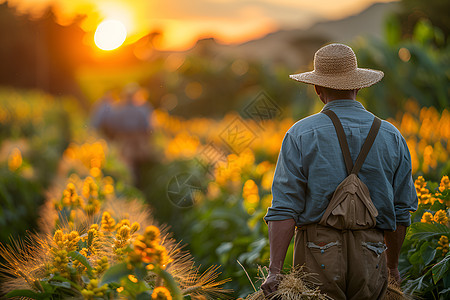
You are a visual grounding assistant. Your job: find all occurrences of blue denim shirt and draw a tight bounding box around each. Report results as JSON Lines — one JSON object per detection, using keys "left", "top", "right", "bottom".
{"left": 264, "top": 99, "right": 418, "bottom": 231}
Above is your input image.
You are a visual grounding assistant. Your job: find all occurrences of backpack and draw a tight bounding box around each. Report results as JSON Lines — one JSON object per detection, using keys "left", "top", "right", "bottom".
{"left": 319, "top": 110, "right": 381, "bottom": 230}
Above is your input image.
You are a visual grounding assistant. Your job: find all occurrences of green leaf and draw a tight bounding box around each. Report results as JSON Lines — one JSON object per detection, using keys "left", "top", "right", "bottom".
{"left": 432, "top": 255, "right": 450, "bottom": 283}
{"left": 407, "top": 222, "right": 450, "bottom": 240}
{"left": 135, "top": 266, "right": 147, "bottom": 281}
{"left": 413, "top": 19, "right": 434, "bottom": 45}
{"left": 100, "top": 262, "right": 132, "bottom": 285}
{"left": 68, "top": 251, "right": 93, "bottom": 272}
{"left": 409, "top": 249, "right": 423, "bottom": 265}
{"left": 136, "top": 291, "right": 153, "bottom": 300}
{"left": 158, "top": 269, "right": 183, "bottom": 300}
{"left": 384, "top": 15, "right": 401, "bottom": 46}
{"left": 403, "top": 273, "right": 432, "bottom": 294}
{"left": 421, "top": 244, "right": 437, "bottom": 266}
{"left": 48, "top": 281, "right": 71, "bottom": 289}
{"left": 45, "top": 275, "right": 82, "bottom": 291}
{"left": 216, "top": 242, "right": 233, "bottom": 255}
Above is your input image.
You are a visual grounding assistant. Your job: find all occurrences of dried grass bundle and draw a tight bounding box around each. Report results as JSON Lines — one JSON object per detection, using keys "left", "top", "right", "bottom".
{"left": 245, "top": 268, "right": 414, "bottom": 300}
{"left": 385, "top": 278, "right": 415, "bottom": 300}
{"left": 245, "top": 266, "right": 331, "bottom": 300}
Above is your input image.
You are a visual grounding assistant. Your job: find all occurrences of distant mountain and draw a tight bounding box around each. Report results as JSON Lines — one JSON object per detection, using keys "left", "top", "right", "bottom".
{"left": 189, "top": 2, "right": 399, "bottom": 70}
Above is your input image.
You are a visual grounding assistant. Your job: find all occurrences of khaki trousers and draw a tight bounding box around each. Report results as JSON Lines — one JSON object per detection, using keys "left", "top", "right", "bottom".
{"left": 294, "top": 224, "right": 388, "bottom": 300}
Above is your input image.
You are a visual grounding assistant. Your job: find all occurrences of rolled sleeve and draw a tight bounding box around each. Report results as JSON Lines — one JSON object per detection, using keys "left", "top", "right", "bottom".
{"left": 393, "top": 138, "right": 418, "bottom": 227}
{"left": 264, "top": 132, "right": 307, "bottom": 224}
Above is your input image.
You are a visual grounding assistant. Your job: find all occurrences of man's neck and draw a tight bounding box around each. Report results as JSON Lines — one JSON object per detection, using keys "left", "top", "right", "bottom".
{"left": 321, "top": 97, "right": 356, "bottom": 105}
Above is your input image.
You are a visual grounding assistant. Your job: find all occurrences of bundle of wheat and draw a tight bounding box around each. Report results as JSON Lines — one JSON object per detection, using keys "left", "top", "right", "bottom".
{"left": 245, "top": 267, "right": 413, "bottom": 300}
{"left": 245, "top": 266, "right": 331, "bottom": 300}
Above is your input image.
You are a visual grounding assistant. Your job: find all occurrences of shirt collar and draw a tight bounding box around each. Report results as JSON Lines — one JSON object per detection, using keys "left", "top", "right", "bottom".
{"left": 321, "top": 99, "right": 366, "bottom": 111}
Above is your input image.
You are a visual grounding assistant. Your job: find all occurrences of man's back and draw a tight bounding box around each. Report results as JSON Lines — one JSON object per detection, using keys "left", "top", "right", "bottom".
{"left": 265, "top": 99, "right": 416, "bottom": 231}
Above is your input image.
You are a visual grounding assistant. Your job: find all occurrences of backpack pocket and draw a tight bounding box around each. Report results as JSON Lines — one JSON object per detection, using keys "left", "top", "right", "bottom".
{"left": 320, "top": 174, "right": 378, "bottom": 230}
{"left": 305, "top": 226, "right": 344, "bottom": 283}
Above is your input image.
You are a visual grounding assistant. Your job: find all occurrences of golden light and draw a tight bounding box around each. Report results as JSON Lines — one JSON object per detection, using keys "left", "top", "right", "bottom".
{"left": 94, "top": 19, "right": 127, "bottom": 51}
{"left": 398, "top": 47, "right": 411, "bottom": 62}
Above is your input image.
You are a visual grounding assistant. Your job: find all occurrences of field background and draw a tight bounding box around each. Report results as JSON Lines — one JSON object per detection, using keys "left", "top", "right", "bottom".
{"left": 0, "top": 0, "right": 449, "bottom": 299}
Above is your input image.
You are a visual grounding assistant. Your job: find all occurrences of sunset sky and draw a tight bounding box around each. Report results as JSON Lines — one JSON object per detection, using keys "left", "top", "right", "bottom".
{"left": 4, "top": 0, "right": 395, "bottom": 50}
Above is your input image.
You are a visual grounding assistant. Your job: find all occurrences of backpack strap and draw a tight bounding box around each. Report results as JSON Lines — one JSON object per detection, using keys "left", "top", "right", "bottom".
{"left": 321, "top": 110, "right": 353, "bottom": 175}
{"left": 351, "top": 117, "right": 381, "bottom": 175}
{"left": 321, "top": 110, "right": 381, "bottom": 176}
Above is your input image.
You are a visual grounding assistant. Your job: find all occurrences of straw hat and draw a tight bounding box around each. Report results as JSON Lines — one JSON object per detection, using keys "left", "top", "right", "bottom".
{"left": 289, "top": 43, "right": 384, "bottom": 90}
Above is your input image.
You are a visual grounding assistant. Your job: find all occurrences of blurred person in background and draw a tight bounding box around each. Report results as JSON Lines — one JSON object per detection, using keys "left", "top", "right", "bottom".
{"left": 91, "top": 83, "right": 153, "bottom": 184}
{"left": 91, "top": 90, "right": 116, "bottom": 138}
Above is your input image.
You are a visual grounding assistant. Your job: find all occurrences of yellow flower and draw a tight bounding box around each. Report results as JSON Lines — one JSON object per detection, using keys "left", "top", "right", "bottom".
{"left": 48, "top": 249, "right": 70, "bottom": 278}
{"left": 439, "top": 176, "right": 450, "bottom": 192}
{"left": 164, "top": 131, "right": 199, "bottom": 160}
{"left": 54, "top": 230, "right": 64, "bottom": 245}
{"left": 63, "top": 141, "right": 107, "bottom": 171}
{"left": 243, "top": 180, "right": 259, "bottom": 203}
{"left": 152, "top": 286, "right": 172, "bottom": 300}
{"left": 114, "top": 224, "right": 131, "bottom": 252}
{"left": 261, "top": 169, "right": 274, "bottom": 191}
{"left": 62, "top": 183, "right": 83, "bottom": 208}
{"left": 128, "top": 274, "right": 138, "bottom": 283}
{"left": 103, "top": 183, "right": 115, "bottom": 196}
{"left": 66, "top": 231, "right": 81, "bottom": 252}
{"left": 52, "top": 229, "right": 80, "bottom": 252}
{"left": 421, "top": 212, "right": 433, "bottom": 223}
{"left": 434, "top": 210, "right": 449, "bottom": 225}
{"left": 82, "top": 177, "right": 98, "bottom": 199}
{"left": 90, "top": 167, "right": 102, "bottom": 178}
{"left": 418, "top": 188, "right": 433, "bottom": 205}
{"left": 207, "top": 182, "right": 221, "bottom": 199}
{"left": 129, "top": 226, "right": 172, "bottom": 270}
{"left": 214, "top": 150, "right": 255, "bottom": 189}
{"left": 101, "top": 211, "right": 116, "bottom": 232}
{"left": 415, "top": 176, "right": 426, "bottom": 191}
{"left": 8, "top": 147, "right": 22, "bottom": 171}
{"left": 437, "top": 235, "right": 449, "bottom": 256}
{"left": 261, "top": 194, "right": 272, "bottom": 210}
{"left": 255, "top": 161, "right": 273, "bottom": 176}
{"left": 242, "top": 179, "right": 260, "bottom": 215}
{"left": 130, "top": 222, "right": 140, "bottom": 234}
{"left": 81, "top": 279, "right": 107, "bottom": 300}
{"left": 115, "top": 219, "right": 131, "bottom": 231}
{"left": 143, "top": 225, "right": 161, "bottom": 244}
{"left": 92, "top": 257, "right": 109, "bottom": 277}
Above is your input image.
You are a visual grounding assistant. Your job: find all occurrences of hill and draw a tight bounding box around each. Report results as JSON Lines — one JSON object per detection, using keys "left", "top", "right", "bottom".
{"left": 188, "top": 2, "right": 400, "bottom": 70}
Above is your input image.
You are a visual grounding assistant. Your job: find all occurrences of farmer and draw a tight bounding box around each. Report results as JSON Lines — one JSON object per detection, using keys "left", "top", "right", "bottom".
{"left": 261, "top": 43, "right": 418, "bottom": 299}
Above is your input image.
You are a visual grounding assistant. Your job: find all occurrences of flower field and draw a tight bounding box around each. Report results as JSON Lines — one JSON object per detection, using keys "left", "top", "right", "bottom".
{"left": 0, "top": 93, "right": 231, "bottom": 299}
{"left": 0, "top": 85, "right": 449, "bottom": 299}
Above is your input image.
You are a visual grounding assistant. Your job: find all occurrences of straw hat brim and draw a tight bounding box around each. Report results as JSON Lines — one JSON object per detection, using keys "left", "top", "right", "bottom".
{"left": 289, "top": 68, "right": 384, "bottom": 90}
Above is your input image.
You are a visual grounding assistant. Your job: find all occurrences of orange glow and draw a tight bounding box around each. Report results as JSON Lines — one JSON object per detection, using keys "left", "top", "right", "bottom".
{"left": 94, "top": 19, "right": 127, "bottom": 50}
{"left": 4, "top": 0, "right": 396, "bottom": 51}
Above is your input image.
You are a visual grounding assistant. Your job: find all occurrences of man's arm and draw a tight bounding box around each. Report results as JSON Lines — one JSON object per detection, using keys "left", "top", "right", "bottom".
{"left": 261, "top": 219, "right": 296, "bottom": 296}
{"left": 384, "top": 225, "right": 407, "bottom": 283}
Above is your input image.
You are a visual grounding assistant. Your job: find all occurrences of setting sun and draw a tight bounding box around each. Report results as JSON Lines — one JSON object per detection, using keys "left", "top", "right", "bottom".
{"left": 94, "top": 19, "right": 127, "bottom": 51}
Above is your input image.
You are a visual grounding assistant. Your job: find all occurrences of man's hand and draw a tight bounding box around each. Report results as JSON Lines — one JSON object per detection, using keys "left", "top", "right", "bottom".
{"left": 262, "top": 219, "right": 295, "bottom": 296}
{"left": 261, "top": 272, "right": 281, "bottom": 296}
{"left": 388, "top": 267, "right": 401, "bottom": 284}
{"left": 385, "top": 225, "right": 407, "bottom": 285}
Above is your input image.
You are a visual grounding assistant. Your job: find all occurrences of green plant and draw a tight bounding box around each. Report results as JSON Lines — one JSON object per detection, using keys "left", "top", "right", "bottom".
{"left": 399, "top": 176, "right": 450, "bottom": 299}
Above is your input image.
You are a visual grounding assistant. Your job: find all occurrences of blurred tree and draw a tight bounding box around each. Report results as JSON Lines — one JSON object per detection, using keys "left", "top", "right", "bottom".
{"left": 354, "top": 17, "right": 449, "bottom": 118}
{"left": 0, "top": 2, "right": 89, "bottom": 107}
{"left": 397, "top": 0, "right": 449, "bottom": 42}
